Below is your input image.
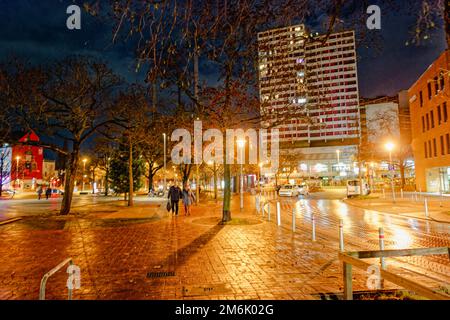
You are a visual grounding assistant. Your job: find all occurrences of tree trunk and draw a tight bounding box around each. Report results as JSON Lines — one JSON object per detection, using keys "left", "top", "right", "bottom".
{"left": 222, "top": 163, "right": 232, "bottom": 222}
{"left": 105, "top": 162, "right": 109, "bottom": 196}
{"left": 399, "top": 161, "right": 406, "bottom": 189}
{"left": 222, "top": 65, "right": 232, "bottom": 222}
{"left": 0, "top": 157, "right": 3, "bottom": 197}
{"left": 92, "top": 167, "right": 95, "bottom": 194}
{"left": 59, "top": 145, "right": 80, "bottom": 215}
{"left": 194, "top": 49, "right": 200, "bottom": 204}
{"left": 148, "top": 165, "right": 155, "bottom": 192}
{"left": 128, "top": 138, "right": 134, "bottom": 207}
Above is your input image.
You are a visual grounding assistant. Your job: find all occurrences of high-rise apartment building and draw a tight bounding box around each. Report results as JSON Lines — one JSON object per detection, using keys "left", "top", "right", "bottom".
{"left": 257, "top": 24, "right": 360, "bottom": 180}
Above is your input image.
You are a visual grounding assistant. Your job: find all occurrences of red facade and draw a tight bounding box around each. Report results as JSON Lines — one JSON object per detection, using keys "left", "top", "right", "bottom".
{"left": 11, "top": 131, "right": 43, "bottom": 181}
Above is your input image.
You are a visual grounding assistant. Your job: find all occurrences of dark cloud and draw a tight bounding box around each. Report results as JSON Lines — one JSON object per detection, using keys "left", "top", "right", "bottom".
{"left": 0, "top": 0, "right": 447, "bottom": 97}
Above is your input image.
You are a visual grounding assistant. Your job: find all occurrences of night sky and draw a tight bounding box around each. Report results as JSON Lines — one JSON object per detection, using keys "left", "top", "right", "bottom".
{"left": 0, "top": 0, "right": 447, "bottom": 98}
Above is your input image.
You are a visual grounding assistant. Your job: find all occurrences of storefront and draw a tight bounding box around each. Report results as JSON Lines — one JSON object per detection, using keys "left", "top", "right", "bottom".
{"left": 426, "top": 167, "right": 450, "bottom": 193}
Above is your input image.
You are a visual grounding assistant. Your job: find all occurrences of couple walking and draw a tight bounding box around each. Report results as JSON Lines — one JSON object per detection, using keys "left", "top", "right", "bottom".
{"left": 168, "top": 183, "right": 196, "bottom": 216}
{"left": 37, "top": 186, "right": 52, "bottom": 200}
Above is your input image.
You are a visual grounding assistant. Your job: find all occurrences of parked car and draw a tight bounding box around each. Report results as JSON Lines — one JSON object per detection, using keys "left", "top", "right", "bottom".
{"left": 278, "top": 184, "right": 299, "bottom": 197}
{"left": 296, "top": 184, "right": 309, "bottom": 196}
{"left": 51, "top": 189, "right": 64, "bottom": 196}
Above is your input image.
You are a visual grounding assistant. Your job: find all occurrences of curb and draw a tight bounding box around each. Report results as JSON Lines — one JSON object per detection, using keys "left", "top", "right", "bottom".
{"left": 0, "top": 217, "right": 22, "bottom": 226}
{"left": 342, "top": 199, "right": 450, "bottom": 224}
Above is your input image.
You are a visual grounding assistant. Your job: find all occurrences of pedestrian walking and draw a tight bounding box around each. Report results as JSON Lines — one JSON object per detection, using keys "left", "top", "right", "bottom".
{"left": 45, "top": 187, "right": 52, "bottom": 200}
{"left": 37, "top": 186, "right": 43, "bottom": 200}
{"left": 182, "top": 184, "right": 196, "bottom": 216}
{"left": 167, "top": 183, "right": 182, "bottom": 216}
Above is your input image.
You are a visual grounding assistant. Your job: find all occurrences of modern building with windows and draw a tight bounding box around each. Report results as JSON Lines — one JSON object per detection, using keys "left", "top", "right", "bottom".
{"left": 408, "top": 50, "right": 450, "bottom": 193}
{"left": 257, "top": 24, "right": 360, "bottom": 180}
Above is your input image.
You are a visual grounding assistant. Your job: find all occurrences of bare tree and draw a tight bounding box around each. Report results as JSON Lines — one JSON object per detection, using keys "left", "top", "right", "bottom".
{"left": 27, "top": 56, "right": 121, "bottom": 215}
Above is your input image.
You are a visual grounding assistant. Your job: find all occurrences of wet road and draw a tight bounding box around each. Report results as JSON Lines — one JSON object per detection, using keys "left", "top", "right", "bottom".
{"left": 265, "top": 191, "right": 450, "bottom": 287}
{"left": 0, "top": 194, "right": 162, "bottom": 220}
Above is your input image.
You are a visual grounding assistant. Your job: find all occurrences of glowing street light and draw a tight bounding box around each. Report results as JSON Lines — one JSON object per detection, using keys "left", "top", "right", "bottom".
{"left": 15, "top": 156, "right": 20, "bottom": 189}
{"left": 82, "top": 158, "right": 87, "bottom": 191}
{"left": 336, "top": 149, "right": 341, "bottom": 174}
{"left": 384, "top": 142, "right": 396, "bottom": 203}
{"left": 237, "top": 139, "right": 245, "bottom": 210}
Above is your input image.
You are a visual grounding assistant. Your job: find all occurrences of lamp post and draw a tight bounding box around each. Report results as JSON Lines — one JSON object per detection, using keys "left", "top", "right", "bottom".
{"left": 369, "top": 161, "right": 375, "bottom": 191}
{"left": 208, "top": 160, "right": 218, "bottom": 201}
{"left": 82, "top": 158, "right": 87, "bottom": 191}
{"left": 336, "top": 149, "right": 340, "bottom": 171}
{"left": 15, "top": 156, "right": 20, "bottom": 190}
{"left": 258, "top": 162, "right": 263, "bottom": 196}
{"left": 237, "top": 139, "right": 245, "bottom": 210}
{"left": 105, "top": 157, "right": 110, "bottom": 196}
{"left": 385, "top": 142, "right": 396, "bottom": 203}
{"left": 163, "top": 133, "right": 167, "bottom": 194}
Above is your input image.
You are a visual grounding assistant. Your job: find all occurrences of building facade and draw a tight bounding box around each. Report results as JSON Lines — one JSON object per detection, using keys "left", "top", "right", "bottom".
{"left": 257, "top": 24, "right": 360, "bottom": 180}
{"left": 408, "top": 50, "right": 450, "bottom": 193}
{"left": 359, "top": 94, "right": 415, "bottom": 189}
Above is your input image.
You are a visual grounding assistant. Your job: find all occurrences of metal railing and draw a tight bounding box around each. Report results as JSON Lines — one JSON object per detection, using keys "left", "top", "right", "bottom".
{"left": 338, "top": 247, "right": 450, "bottom": 300}
{"left": 39, "top": 258, "right": 74, "bottom": 300}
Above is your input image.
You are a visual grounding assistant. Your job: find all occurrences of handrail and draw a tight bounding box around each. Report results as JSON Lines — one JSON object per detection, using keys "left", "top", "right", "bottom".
{"left": 338, "top": 247, "right": 450, "bottom": 300}
{"left": 39, "top": 258, "right": 73, "bottom": 300}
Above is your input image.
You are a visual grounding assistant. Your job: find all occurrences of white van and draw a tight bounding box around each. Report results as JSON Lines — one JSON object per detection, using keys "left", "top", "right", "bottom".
{"left": 346, "top": 180, "right": 370, "bottom": 197}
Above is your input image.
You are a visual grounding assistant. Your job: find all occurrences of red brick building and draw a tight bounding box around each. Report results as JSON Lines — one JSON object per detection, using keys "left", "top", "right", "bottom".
{"left": 408, "top": 50, "right": 450, "bottom": 193}
{"left": 11, "top": 131, "right": 44, "bottom": 190}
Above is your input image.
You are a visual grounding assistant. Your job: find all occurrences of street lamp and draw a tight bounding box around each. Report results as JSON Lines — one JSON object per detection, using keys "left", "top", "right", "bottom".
{"left": 336, "top": 149, "right": 340, "bottom": 172}
{"left": 105, "top": 157, "right": 111, "bottom": 196}
{"left": 82, "top": 158, "right": 87, "bottom": 191}
{"left": 208, "top": 160, "right": 218, "bottom": 201}
{"left": 258, "top": 162, "right": 263, "bottom": 196}
{"left": 237, "top": 139, "right": 245, "bottom": 210}
{"left": 15, "top": 156, "right": 20, "bottom": 190}
{"left": 385, "top": 142, "right": 396, "bottom": 203}
{"left": 163, "top": 133, "right": 167, "bottom": 193}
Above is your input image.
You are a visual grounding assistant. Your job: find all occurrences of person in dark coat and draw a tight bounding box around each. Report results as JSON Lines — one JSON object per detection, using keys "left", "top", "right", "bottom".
{"left": 45, "top": 187, "right": 52, "bottom": 200}
{"left": 182, "top": 184, "right": 196, "bottom": 216}
{"left": 37, "top": 186, "right": 43, "bottom": 200}
{"left": 167, "top": 183, "right": 182, "bottom": 216}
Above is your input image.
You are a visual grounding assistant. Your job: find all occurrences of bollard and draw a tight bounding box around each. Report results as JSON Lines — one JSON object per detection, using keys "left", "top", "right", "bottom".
{"left": 312, "top": 214, "right": 316, "bottom": 241}
{"left": 424, "top": 197, "right": 429, "bottom": 218}
{"left": 262, "top": 202, "right": 265, "bottom": 217}
{"left": 414, "top": 190, "right": 418, "bottom": 202}
{"left": 276, "top": 202, "right": 281, "bottom": 226}
{"left": 339, "top": 219, "right": 344, "bottom": 252}
{"left": 256, "top": 196, "right": 260, "bottom": 213}
{"left": 419, "top": 187, "right": 422, "bottom": 200}
{"left": 268, "top": 203, "right": 271, "bottom": 221}
{"left": 400, "top": 188, "right": 403, "bottom": 199}
{"left": 378, "top": 227, "right": 386, "bottom": 270}
{"left": 292, "top": 207, "right": 296, "bottom": 232}
{"left": 382, "top": 189, "right": 386, "bottom": 199}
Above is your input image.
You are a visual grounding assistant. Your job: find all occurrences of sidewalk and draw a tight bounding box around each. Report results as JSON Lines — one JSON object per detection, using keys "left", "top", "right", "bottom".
{"left": 0, "top": 194, "right": 377, "bottom": 300}
{"left": 344, "top": 193, "right": 450, "bottom": 223}
{"left": 0, "top": 193, "right": 447, "bottom": 300}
